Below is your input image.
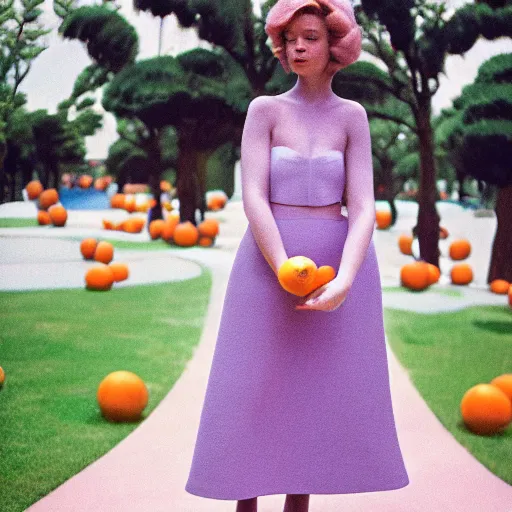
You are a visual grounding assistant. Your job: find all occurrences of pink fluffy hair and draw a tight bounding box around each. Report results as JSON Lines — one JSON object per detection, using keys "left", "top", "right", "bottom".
{"left": 265, "top": 0, "right": 362, "bottom": 75}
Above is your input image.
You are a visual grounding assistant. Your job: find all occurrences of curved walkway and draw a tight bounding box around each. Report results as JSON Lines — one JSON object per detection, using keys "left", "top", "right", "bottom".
{"left": 1, "top": 200, "right": 510, "bottom": 511}
{"left": 0, "top": 236, "right": 203, "bottom": 290}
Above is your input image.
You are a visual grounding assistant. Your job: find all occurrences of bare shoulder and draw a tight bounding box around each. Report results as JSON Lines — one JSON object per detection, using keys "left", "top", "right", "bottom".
{"left": 335, "top": 97, "right": 368, "bottom": 118}
{"left": 247, "top": 95, "right": 278, "bottom": 118}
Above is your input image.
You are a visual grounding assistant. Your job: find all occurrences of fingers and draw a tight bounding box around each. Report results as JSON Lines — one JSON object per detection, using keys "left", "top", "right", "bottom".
{"left": 296, "top": 295, "right": 346, "bottom": 311}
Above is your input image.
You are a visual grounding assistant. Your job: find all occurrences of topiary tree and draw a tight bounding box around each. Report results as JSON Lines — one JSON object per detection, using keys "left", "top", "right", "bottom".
{"left": 447, "top": 53, "right": 512, "bottom": 283}
{"left": 0, "top": 0, "right": 51, "bottom": 203}
{"left": 343, "top": 0, "right": 512, "bottom": 267}
{"left": 102, "top": 51, "right": 250, "bottom": 223}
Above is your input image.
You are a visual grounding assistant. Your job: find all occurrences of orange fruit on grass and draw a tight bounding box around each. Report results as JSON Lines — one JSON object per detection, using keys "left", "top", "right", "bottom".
{"left": 80, "top": 238, "right": 98, "bottom": 260}
{"left": 278, "top": 256, "right": 317, "bottom": 297}
{"left": 460, "top": 383, "right": 512, "bottom": 435}
{"left": 38, "top": 189, "right": 59, "bottom": 210}
{"left": 375, "top": 210, "right": 392, "bottom": 229}
{"left": 426, "top": 263, "right": 440, "bottom": 285}
{"left": 124, "top": 196, "right": 136, "bottom": 213}
{"left": 198, "top": 236, "right": 214, "bottom": 247}
{"left": 0, "top": 366, "right": 5, "bottom": 389}
{"left": 449, "top": 239, "right": 471, "bottom": 260}
{"left": 207, "top": 196, "right": 224, "bottom": 211}
{"left": 173, "top": 221, "right": 199, "bottom": 247}
{"left": 97, "top": 371, "right": 149, "bottom": 422}
{"left": 162, "top": 217, "right": 180, "bottom": 242}
{"left": 398, "top": 234, "right": 413, "bottom": 256}
{"left": 400, "top": 261, "right": 430, "bottom": 291}
{"left": 198, "top": 218, "right": 220, "bottom": 238}
{"left": 94, "top": 241, "right": 114, "bottom": 264}
{"left": 110, "top": 194, "right": 125, "bottom": 209}
{"left": 122, "top": 217, "right": 145, "bottom": 233}
{"left": 102, "top": 219, "right": 115, "bottom": 230}
{"left": 85, "top": 265, "right": 115, "bottom": 291}
{"left": 109, "top": 263, "right": 129, "bottom": 282}
{"left": 26, "top": 180, "right": 43, "bottom": 200}
{"left": 149, "top": 219, "right": 166, "bottom": 240}
{"left": 509, "top": 285, "right": 512, "bottom": 308}
{"left": 48, "top": 204, "right": 68, "bottom": 227}
{"left": 94, "top": 177, "right": 107, "bottom": 191}
{"left": 489, "top": 279, "right": 510, "bottom": 294}
{"left": 490, "top": 374, "right": 512, "bottom": 404}
{"left": 37, "top": 210, "right": 51, "bottom": 225}
{"left": 78, "top": 175, "right": 93, "bottom": 188}
{"left": 451, "top": 263, "right": 473, "bottom": 285}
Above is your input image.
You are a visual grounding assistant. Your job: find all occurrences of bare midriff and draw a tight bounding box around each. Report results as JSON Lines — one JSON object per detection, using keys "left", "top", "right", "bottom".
{"left": 270, "top": 201, "right": 348, "bottom": 221}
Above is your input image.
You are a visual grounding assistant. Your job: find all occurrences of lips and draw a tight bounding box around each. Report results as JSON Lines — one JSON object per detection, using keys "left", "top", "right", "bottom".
{"left": 294, "top": 58, "right": 307, "bottom": 63}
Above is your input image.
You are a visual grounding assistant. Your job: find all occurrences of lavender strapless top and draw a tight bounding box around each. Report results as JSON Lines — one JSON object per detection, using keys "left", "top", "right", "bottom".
{"left": 269, "top": 146, "right": 345, "bottom": 207}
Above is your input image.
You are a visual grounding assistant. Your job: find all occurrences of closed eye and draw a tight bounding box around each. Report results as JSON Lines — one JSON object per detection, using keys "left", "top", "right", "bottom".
{"left": 285, "top": 38, "right": 318, "bottom": 43}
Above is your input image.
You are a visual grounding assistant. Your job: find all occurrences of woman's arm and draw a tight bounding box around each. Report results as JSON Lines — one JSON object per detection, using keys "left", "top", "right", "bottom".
{"left": 241, "top": 96, "right": 289, "bottom": 277}
{"left": 335, "top": 103, "right": 376, "bottom": 286}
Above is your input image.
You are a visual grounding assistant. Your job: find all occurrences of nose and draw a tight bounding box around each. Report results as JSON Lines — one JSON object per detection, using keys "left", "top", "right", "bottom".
{"left": 296, "top": 38, "right": 306, "bottom": 51}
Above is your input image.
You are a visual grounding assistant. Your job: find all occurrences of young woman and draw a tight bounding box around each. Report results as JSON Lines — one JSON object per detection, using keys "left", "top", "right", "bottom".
{"left": 185, "top": 1, "right": 409, "bottom": 510}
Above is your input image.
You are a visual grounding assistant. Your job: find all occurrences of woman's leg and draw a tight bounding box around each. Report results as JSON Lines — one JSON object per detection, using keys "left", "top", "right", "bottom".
{"left": 236, "top": 497, "right": 257, "bottom": 512}
{"left": 283, "top": 494, "right": 310, "bottom": 512}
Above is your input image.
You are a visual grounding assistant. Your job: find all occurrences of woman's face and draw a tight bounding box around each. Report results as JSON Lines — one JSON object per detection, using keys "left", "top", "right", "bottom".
{"left": 283, "top": 13, "right": 330, "bottom": 76}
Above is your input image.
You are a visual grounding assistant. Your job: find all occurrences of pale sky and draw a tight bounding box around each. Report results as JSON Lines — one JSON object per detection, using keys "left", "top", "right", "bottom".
{"left": 17, "top": 0, "right": 512, "bottom": 159}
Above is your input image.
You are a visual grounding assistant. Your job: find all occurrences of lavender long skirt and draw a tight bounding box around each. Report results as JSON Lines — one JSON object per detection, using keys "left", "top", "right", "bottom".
{"left": 185, "top": 217, "right": 409, "bottom": 500}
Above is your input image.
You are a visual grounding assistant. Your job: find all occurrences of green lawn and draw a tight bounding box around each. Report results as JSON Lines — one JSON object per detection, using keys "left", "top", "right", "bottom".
{"left": 107, "top": 239, "right": 169, "bottom": 250}
{"left": 0, "top": 218, "right": 38, "bottom": 228}
{"left": 0, "top": 273, "right": 212, "bottom": 512}
{"left": 0, "top": 217, "right": 214, "bottom": 251}
{"left": 382, "top": 285, "right": 464, "bottom": 297}
{"left": 384, "top": 304, "right": 512, "bottom": 484}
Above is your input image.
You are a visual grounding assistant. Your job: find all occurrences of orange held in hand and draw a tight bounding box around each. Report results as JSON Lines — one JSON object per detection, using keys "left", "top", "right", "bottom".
{"left": 306, "top": 265, "right": 337, "bottom": 295}
{"left": 278, "top": 256, "right": 318, "bottom": 297}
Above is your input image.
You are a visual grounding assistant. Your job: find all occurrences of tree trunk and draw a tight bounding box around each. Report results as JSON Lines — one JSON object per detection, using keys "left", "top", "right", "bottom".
{"left": 158, "top": 17, "right": 164, "bottom": 56}
{"left": 487, "top": 185, "right": 512, "bottom": 283}
{"left": 416, "top": 99, "right": 440, "bottom": 267}
{"left": 148, "top": 171, "right": 163, "bottom": 224}
{"left": 176, "top": 138, "right": 198, "bottom": 225}
{"left": 147, "top": 132, "right": 164, "bottom": 225}
{"left": 387, "top": 198, "right": 397, "bottom": 225}
{"left": 40, "top": 162, "right": 50, "bottom": 190}
{"left": 383, "top": 159, "right": 397, "bottom": 225}
{"left": 0, "top": 167, "right": 5, "bottom": 205}
{"left": 0, "top": 145, "right": 6, "bottom": 204}
{"left": 196, "top": 150, "right": 211, "bottom": 224}
{"left": 9, "top": 170, "right": 15, "bottom": 202}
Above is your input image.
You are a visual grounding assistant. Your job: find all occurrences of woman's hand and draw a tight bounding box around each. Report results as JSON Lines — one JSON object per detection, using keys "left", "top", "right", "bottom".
{"left": 295, "top": 276, "right": 351, "bottom": 312}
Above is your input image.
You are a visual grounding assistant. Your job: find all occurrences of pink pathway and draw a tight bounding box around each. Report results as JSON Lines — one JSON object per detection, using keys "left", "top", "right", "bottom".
{"left": 26, "top": 201, "right": 512, "bottom": 512}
